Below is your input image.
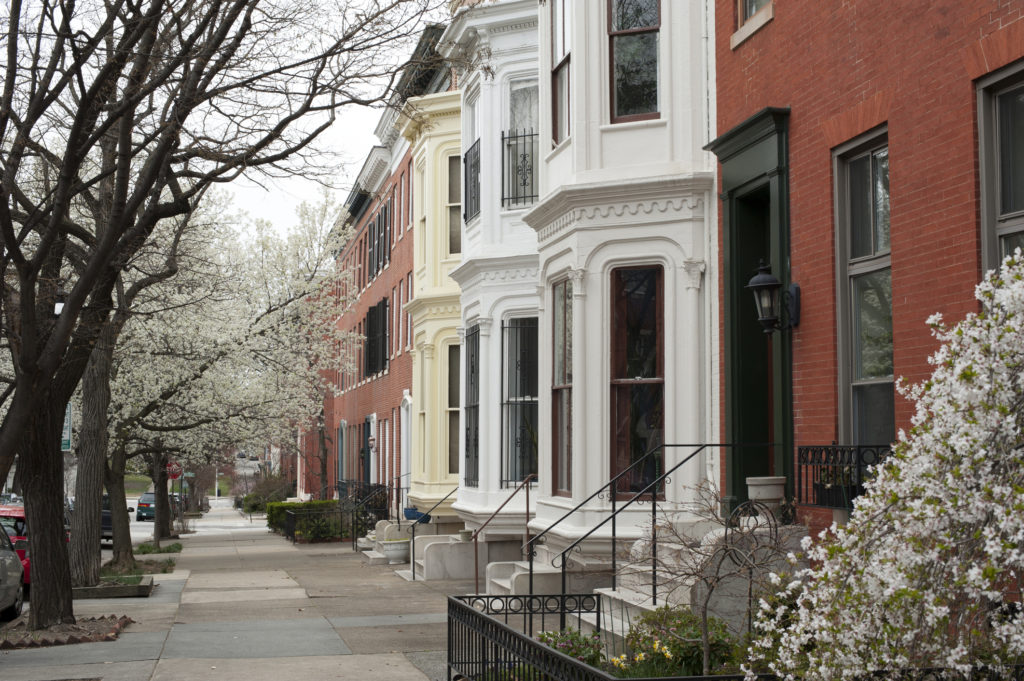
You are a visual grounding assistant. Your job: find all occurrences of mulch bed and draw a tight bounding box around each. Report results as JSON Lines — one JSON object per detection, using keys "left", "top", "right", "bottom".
{"left": 0, "top": 614, "right": 133, "bottom": 649}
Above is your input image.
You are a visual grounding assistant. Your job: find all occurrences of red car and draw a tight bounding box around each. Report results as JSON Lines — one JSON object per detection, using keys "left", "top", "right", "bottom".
{"left": 0, "top": 505, "right": 29, "bottom": 589}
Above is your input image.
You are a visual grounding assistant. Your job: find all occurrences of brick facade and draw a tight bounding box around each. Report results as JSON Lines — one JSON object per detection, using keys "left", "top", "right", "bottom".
{"left": 299, "top": 151, "right": 416, "bottom": 499}
{"left": 712, "top": 1, "right": 1024, "bottom": 532}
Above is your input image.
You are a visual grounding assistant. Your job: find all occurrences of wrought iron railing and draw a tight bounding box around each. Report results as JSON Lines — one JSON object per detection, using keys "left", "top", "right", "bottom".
{"left": 526, "top": 444, "right": 775, "bottom": 615}
{"left": 410, "top": 486, "right": 458, "bottom": 581}
{"left": 448, "top": 595, "right": 1021, "bottom": 681}
{"left": 502, "top": 128, "right": 538, "bottom": 208}
{"left": 283, "top": 508, "right": 347, "bottom": 543}
{"left": 796, "top": 443, "right": 891, "bottom": 510}
{"left": 464, "top": 137, "right": 481, "bottom": 222}
{"left": 472, "top": 474, "right": 536, "bottom": 595}
{"left": 347, "top": 483, "right": 390, "bottom": 552}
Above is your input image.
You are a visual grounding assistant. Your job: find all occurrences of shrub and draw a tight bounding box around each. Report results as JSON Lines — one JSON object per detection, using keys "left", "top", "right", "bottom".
{"left": 611, "top": 606, "right": 738, "bottom": 678}
{"left": 266, "top": 499, "right": 338, "bottom": 532}
{"left": 748, "top": 251, "right": 1024, "bottom": 679}
{"left": 537, "top": 628, "right": 604, "bottom": 668}
{"left": 136, "top": 542, "right": 183, "bottom": 554}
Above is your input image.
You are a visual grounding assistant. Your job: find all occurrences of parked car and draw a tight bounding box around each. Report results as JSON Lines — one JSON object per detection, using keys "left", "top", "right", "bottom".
{"left": 0, "top": 505, "right": 29, "bottom": 591}
{"left": 0, "top": 522, "right": 24, "bottom": 621}
{"left": 136, "top": 492, "right": 156, "bottom": 521}
{"left": 101, "top": 495, "right": 133, "bottom": 542}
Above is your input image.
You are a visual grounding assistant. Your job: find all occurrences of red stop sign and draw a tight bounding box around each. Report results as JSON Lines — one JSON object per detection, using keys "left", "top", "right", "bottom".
{"left": 166, "top": 461, "right": 183, "bottom": 480}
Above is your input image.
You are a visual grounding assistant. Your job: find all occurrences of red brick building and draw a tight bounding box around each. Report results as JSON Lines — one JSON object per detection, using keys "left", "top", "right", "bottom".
{"left": 296, "top": 143, "right": 416, "bottom": 500}
{"left": 707, "top": 1, "right": 1024, "bottom": 530}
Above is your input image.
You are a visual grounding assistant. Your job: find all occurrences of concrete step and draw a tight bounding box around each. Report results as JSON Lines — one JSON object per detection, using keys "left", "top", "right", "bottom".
{"left": 362, "top": 549, "right": 389, "bottom": 566}
{"left": 356, "top": 536, "right": 374, "bottom": 551}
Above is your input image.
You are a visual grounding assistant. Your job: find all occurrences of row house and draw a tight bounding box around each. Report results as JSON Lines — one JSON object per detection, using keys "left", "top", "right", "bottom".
{"left": 707, "top": 0, "right": 1024, "bottom": 531}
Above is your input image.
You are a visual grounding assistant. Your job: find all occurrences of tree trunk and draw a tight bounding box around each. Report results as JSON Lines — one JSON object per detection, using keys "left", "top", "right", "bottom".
{"left": 105, "top": 443, "right": 135, "bottom": 570}
{"left": 152, "top": 452, "right": 173, "bottom": 541}
{"left": 69, "top": 343, "right": 114, "bottom": 587}
{"left": 318, "top": 423, "right": 330, "bottom": 500}
{"left": 21, "top": 403, "right": 76, "bottom": 627}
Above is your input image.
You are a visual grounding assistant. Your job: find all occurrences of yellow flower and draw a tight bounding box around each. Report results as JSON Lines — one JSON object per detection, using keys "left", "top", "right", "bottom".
{"left": 635, "top": 652, "right": 646, "bottom": 662}
{"left": 664, "top": 649, "right": 673, "bottom": 659}
{"left": 653, "top": 640, "right": 661, "bottom": 652}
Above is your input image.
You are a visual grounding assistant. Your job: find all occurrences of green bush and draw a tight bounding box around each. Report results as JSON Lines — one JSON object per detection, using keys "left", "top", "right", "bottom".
{"left": 136, "top": 542, "right": 183, "bottom": 554}
{"left": 537, "top": 628, "right": 604, "bottom": 667}
{"left": 240, "top": 475, "right": 294, "bottom": 514}
{"left": 610, "top": 606, "right": 739, "bottom": 678}
{"left": 265, "top": 499, "right": 339, "bottom": 532}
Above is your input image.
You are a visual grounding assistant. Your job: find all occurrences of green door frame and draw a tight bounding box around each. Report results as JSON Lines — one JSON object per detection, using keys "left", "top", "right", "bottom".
{"left": 707, "top": 108, "right": 794, "bottom": 512}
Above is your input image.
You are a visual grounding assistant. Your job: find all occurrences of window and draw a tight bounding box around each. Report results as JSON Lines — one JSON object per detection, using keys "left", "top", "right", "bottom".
{"left": 552, "top": 279, "right": 573, "bottom": 494}
{"left": 504, "top": 81, "right": 539, "bottom": 208}
{"left": 447, "top": 155, "right": 461, "bottom": 254}
{"left": 406, "top": 273, "right": 413, "bottom": 348}
{"left": 837, "top": 137, "right": 894, "bottom": 446}
{"left": 610, "top": 266, "right": 664, "bottom": 495}
{"left": 503, "top": 318, "right": 538, "bottom": 486}
{"left": 740, "top": 0, "right": 770, "bottom": 23}
{"left": 608, "top": 0, "right": 660, "bottom": 122}
{"left": 464, "top": 326, "right": 480, "bottom": 487}
{"left": 364, "top": 298, "right": 389, "bottom": 376}
{"left": 551, "top": 0, "right": 571, "bottom": 144}
{"left": 981, "top": 66, "right": 1024, "bottom": 270}
{"left": 447, "top": 345, "right": 461, "bottom": 475}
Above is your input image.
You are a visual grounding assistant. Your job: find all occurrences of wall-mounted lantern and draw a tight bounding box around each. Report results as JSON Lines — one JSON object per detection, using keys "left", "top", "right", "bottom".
{"left": 745, "top": 261, "right": 800, "bottom": 333}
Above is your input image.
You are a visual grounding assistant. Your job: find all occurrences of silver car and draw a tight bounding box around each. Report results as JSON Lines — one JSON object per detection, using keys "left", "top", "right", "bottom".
{"left": 0, "top": 523, "right": 25, "bottom": 621}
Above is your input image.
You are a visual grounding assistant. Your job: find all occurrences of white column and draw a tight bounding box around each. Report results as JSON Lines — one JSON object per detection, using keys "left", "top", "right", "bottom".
{"left": 568, "top": 267, "right": 587, "bottom": 502}
{"left": 680, "top": 259, "right": 707, "bottom": 492}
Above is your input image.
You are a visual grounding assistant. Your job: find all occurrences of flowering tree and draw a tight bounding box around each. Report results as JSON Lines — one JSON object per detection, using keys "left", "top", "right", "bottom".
{"left": 0, "top": 0, "right": 436, "bottom": 627}
{"left": 748, "top": 251, "right": 1024, "bottom": 679}
{"left": 103, "top": 194, "right": 355, "bottom": 562}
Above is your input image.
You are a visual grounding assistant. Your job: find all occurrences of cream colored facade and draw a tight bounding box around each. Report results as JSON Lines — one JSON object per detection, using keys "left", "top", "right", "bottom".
{"left": 401, "top": 90, "right": 464, "bottom": 518}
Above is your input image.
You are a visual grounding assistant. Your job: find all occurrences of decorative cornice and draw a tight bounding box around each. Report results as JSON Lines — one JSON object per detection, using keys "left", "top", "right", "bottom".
{"left": 356, "top": 146, "right": 391, "bottom": 194}
{"left": 524, "top": 173, "right": 714, "bottom": 243}
{"left": 449, "top": 253, "right": 539, "bottom": 287}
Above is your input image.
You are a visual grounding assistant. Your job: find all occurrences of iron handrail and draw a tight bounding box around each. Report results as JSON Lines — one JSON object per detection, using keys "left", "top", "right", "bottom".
{"left": 410, "top": 486, "right": 458, "bottom": 581}
{"left": 472, "top": 474, "right": 536, "bottom": 594}
{"left": 523, "top": 443, "right": 665, "bottom": 556}
{"left": 551, "top": 443, "right": 776, "bottom": 613}
{"left": 348, "top": 482, "right": 390, "bottom": 552}
{"left": 389, "top": 472, "right": 412, "bottom": 527}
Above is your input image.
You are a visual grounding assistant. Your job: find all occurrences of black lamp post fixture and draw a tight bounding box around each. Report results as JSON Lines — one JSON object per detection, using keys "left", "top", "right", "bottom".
{"left": 745, "top": 260, "right": 800, "bottom": 333}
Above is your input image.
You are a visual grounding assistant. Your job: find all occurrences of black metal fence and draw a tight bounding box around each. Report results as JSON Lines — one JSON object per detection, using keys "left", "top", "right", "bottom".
{"left": 448, "top": 594, "right": 772, "bottom": 681}
{"left": 502, "top": 128, "right": 538, "bottom": 208}
{"left": 796, "top": 444, "right": 891, "bottom": 510}
{"left": 283, "top": 508, "right": 346, "bottom": 543}
{"left": 464, "top": 137, "right": 481, "bottom": 222}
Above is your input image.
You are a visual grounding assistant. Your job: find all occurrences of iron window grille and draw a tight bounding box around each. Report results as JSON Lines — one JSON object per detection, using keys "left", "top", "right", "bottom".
{"left": 501, "top": 129, "right": 539, "bottom": 208}
{"left": 464, "top": 325, "right": 480, "bottom": 488}
{"left": 463, "top": 138, "right": 481, "bottom": 223}
{"left": 502, "top": 318, "right": 538, "bottom": 487}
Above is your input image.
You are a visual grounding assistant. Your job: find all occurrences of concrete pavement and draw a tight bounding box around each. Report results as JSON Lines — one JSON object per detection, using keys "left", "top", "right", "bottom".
{"left": 1, "top": 499, "right": 475, "bottom": 681}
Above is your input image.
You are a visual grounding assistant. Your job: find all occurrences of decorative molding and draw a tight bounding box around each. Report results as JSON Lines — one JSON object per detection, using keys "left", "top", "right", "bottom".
{"left": 682, "top": 260, "right": 706, "bottom": 290}
{"left": 535, "top": 196, "right": 705, "bottom": 244}
{"left": 475, "top": 318, "right": 493, "bottom": 336}
{"left": 481, "top": 267, "right": 538, "bottom": 283}
{"left": 568, "top": 268, "right": 586, "bottom": 298}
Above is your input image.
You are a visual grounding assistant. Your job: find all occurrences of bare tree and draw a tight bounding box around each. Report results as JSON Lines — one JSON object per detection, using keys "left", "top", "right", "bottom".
{"left": 620, "top": 482, "right": 803, "bottom": 675}
{"left": 0, "top": 0, "right": 437, "bottom": 628}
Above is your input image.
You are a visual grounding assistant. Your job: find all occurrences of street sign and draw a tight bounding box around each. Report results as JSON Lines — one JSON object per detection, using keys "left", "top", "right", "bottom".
{"left": 183, "top": 472, "right": 195, "bottom": 478}
{"left": 166, "top": 461, "right": 183, "bottom": 480}
{"left": 61, "top": 403, "right": 72, "bottom": 452}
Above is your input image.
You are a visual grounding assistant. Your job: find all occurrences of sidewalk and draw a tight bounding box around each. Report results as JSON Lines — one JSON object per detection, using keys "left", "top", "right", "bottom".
{"left": 2, "top": 500, "right": 475, "bottom": 681}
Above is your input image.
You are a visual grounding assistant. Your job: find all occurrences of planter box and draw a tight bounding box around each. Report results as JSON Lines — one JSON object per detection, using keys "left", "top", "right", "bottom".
{"left": 73, "top": 575, "right": 154, "bottom": 599}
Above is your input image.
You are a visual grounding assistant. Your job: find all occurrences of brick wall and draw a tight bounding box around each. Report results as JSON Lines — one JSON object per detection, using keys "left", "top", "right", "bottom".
{"left": 714, "top": 0, "right": 1024, "bottom": 533}
{"left": 300, "top": 151, "right": 417, "bottom": 498}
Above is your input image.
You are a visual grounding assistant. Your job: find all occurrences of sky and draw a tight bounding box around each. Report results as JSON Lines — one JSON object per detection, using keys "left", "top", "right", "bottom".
{"left": 227, "top": 103, "right": 386, "bottom": 233}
